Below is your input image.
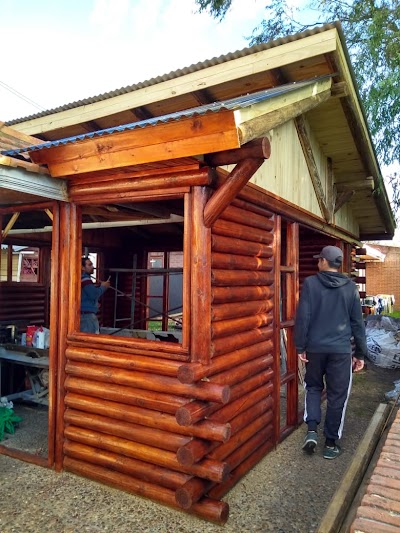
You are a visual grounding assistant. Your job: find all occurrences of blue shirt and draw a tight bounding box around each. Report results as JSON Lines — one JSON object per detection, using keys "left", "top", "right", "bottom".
{"left": 81, "top": 272, "right": 107, "bottom": 313}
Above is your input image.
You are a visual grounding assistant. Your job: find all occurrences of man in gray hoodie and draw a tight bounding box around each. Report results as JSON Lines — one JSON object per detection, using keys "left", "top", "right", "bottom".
{"left": 295, "top": 245, "right": 367, "bottom": 459}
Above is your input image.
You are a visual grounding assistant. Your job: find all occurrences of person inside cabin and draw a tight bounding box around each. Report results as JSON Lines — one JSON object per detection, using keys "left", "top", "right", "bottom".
{"left": 80, "top": 257, "right": 110, "bottom": 334}
{"left": 294, "top": 246, "right": 367, "bottom": 460}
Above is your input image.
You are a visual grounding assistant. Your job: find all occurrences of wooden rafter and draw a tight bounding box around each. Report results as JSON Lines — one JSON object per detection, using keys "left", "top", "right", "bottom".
{"left": 0, "top": 122, "right": 45, "bottom": 152}
{"left": 295, "top": 115, "right": 331, "bottom": 222}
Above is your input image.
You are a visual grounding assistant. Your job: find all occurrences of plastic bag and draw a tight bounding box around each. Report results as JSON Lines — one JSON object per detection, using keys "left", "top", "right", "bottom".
{"left": 365, "top": 315, "right": 400, "bottom": 369}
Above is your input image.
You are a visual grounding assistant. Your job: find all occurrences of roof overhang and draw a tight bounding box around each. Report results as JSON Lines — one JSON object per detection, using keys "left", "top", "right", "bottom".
{"left": 2, "top": 23, "right": 395, "bottom": 239}
{"left": 7, "top": 77, "right": 331, "bottom": 179}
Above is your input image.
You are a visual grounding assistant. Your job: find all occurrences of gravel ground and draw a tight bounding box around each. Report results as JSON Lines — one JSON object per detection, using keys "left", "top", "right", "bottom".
{"left": 0, "top": 363, "right": 399, "bottom": 533}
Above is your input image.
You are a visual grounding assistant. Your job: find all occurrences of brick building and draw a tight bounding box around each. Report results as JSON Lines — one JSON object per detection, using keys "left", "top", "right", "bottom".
{"left": 366, "top": 244, "right": 400, "bottom": 312}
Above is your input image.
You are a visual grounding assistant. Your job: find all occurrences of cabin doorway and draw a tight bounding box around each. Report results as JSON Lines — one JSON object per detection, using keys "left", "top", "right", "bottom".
{"left": 0, "top": 205, "right": 57, "bottom": 465}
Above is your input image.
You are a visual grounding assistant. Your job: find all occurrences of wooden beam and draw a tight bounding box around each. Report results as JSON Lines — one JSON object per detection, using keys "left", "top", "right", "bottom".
{"left": 204, "top": 158, "right": 265, "bottom": 228}
{"left": 336, "top": 177, "right": 375, "bottom": 192}
{"left": 238, "top": 89, "right": 331, "bottom": 144}
{"left": 334, "top": 189, "right": 355, "bottom": 213}
{"left": 295, "top": 115, "right": 331, "bottom": 222}
{"left": 327, "top": 157, "right": 335, "bottom": 223}
{"left": 0, "top": 201, "right": 54, "bottom": 215}
{"left": 330, "top": 81, "right": 348, "bottom": 98}
{"left": 205, "top": 137, "right": 271, "bottom": 167}
{"left": 44, "top": 208, "right": 53, "bottom": 221}
{"left": 2, "top": 212, "right": 20, "bottom": 238}
{"left": 192, "top": 89, "right": 215, "bottom": 106}
{"left": 215, "top": 169, "right": 363, "bottom": 246}
{"left": 0, "top": 122, "right": 45, "bottom": 150}
{"left": 132, "top": 106, "right": 153, "bottom": 121}
{"left": 29, "top": 111, "right": 240, "bottom": 177}
{"left": 0, "top": 155, "right": 50, "bottom": 175}
{"left": 113, "top": 202, "right": 172, "bottom": 219}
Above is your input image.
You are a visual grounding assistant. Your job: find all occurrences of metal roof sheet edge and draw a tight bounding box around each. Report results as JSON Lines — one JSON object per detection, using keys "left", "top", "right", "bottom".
{"left": 2, "top": 77, "right": 329, "bottom": 157}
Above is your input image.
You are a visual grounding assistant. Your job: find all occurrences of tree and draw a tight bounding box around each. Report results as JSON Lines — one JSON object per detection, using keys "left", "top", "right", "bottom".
{"left": 195, "top": 1, "right": 400, "bottom": 171}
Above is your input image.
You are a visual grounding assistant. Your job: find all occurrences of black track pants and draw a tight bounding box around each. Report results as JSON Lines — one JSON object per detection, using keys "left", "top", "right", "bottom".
{"left": 303, "top": 352, "right": 353, "bottom": 441}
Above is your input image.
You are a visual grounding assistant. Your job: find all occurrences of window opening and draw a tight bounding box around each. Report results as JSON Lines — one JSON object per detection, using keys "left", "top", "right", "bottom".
{"left": 78, "top": 199, "right": 184, "bottom": 344}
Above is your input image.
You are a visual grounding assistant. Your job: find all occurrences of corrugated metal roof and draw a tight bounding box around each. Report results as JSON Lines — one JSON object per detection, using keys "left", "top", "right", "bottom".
{"left": 2, "top": 77, "right": 330, "bottom": 156}
{"left": 4, "top": 23, "right": 340, "bottom": 126}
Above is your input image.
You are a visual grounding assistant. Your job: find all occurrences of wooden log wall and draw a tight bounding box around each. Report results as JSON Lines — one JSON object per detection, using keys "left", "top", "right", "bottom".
{"left": 63, "top": 337, "right": 233, "bottom": 523}
{"left": 0, "top": 244, "right": 51, "bottom": 328}
{"left": 59, "top": 190, "right": 223, "bottom": 523}
{"left": 58, "top": 183, "right": 278, "bottom": 524}
{"left": 174, "top": 192, "right": 276, "bottom": 515}
{"left": 0, "top": 284, "right": 48, "bottom": 326}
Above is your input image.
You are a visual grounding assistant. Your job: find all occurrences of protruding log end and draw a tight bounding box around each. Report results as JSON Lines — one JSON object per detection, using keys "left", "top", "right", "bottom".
{"left": 192, "top": 498, "right": 229, "bottom": 525}
{"left": 177, "top": 446, "right": 196, "bottom": 466}
{"left": 177, "top": 438, "right": 212, "bottom": 466}
{"left": 177, "top": 364, "right": 197, "bottom": 384}
{"left": 175, "top": 407, "right": 193, "bottom": 426}
{"left": 221, "top": 423, "right": 232, "bottom": 443}
{"left": 220, "top": 385, "right": 231, "bottom": 405}
{"left": 216, "top": 501, "right": 230, "bottom": 524}
{"left": 176, "top": 486, "right": 195, "bottom": 509}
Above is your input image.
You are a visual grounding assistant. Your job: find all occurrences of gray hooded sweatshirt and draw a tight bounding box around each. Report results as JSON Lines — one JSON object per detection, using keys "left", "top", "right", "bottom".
{"left": 294, "top": 271, "right": 367, "bottom": 359}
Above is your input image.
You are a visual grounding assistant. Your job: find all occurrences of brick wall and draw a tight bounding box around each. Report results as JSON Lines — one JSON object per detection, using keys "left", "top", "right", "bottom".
{"left": 350, "top": 408, "right": 400, "bottom": 532}
{"left": 366, "top": 245, "right": 400, "bottom": 311}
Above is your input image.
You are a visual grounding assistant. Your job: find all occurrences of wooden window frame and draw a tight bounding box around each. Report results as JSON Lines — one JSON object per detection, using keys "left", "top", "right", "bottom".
{"left": 70, "top": 195, "right": 190, "bottom": 356}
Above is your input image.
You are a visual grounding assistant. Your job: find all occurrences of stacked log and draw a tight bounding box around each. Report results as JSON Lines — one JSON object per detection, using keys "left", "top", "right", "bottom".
{"left": 63, "top": 340, "right": 231, "bottom": 524}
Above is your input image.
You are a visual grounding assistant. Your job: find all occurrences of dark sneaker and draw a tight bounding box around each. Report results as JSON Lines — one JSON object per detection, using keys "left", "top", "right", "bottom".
{"left": 323, "top": 445, "right": 341, "bottom": 460}
{"left": 302, "top": 431, "right": 318, "bottom": 454}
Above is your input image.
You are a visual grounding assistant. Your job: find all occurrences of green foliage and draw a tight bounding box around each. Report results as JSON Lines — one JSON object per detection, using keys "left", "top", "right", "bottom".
{"left": 194, "top": 0, "right": 400, "bottom": 170}
{"left": 194, "top": 0, "right": 233, "bottom": 20}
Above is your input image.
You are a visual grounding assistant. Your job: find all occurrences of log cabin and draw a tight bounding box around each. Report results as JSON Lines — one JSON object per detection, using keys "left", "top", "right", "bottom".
{"left": 0, "top": 22, "right": 395, "bottom": 523}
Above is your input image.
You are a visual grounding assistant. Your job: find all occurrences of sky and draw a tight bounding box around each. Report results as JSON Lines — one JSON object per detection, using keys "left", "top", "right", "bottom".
{"left": 1, "top": 0, "right": 398, "bottom": 237}
{"left": 0, "top": 0, "right": 267, "bottom": 122}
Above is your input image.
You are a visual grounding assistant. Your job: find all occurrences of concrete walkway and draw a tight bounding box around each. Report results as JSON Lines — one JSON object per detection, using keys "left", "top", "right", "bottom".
{"left": 1, "top": 364, "right": 399, "bottom": 533}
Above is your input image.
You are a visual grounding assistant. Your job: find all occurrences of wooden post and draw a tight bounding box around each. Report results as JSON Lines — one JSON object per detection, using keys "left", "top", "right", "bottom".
{"left": 191, "top": 187, "right": 212, "bottom": 364}
{"left": 54, "top": 202, "right": 74, "bottom": 471}
{"left": 47, "top": 202, "right": 60, "bottom": 467}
